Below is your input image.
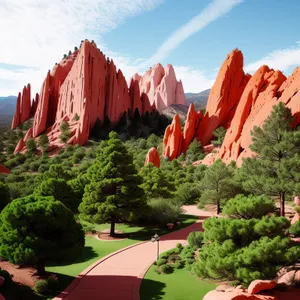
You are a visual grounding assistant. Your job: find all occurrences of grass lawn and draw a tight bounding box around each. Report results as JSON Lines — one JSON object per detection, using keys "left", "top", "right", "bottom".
{"left": 46, "top": 213, "right": 198, "bottom": 296}
{"left": 140, "top": 265, "right": 216, "bottom": 300}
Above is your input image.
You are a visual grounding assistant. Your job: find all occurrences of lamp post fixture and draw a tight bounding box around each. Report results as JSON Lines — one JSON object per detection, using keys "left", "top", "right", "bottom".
{"left": 151, "top": 233, "right": 160, "bottom": 260}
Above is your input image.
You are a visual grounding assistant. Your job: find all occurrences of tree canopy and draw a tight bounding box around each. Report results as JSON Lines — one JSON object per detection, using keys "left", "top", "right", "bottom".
{"left": 0, "top": 182, "right": 10, "bottom": 212}
{"left": 0, "top": 195, "right": 84, "bottom": 274}
{"left": 239, "top": 102, "right": 300, "bottom": 216}
{"left": 79, "top": 131, "right": 146, "bottom": 236}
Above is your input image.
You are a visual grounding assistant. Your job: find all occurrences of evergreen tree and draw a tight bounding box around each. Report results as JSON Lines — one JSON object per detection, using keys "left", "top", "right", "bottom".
{"left": 240, "top": 102, "right": 300, "bottom": 216}
{"left": 26, "top": 138, "right": 37, "bottom": 153}
{"left": 79, "top": 132, "right": 146, "bottom": 236}
{"left": 140, "top": 163, "right": 174, "bottom": 199}
{"left": 0, "top": 195, "right": 84, "bottom": 275}
{"left": 185, "top": 138, "right": 204, "bottom": 163}
{"left": 34, "top": 178, "right": 79, "bottom": 212}
{"left": 223, "top": 194, "right": 275, "bottom": 219}
{"left": 193, "top": 206, "right": 299, "bottom": 285}
{"left": 0, "top": 182, "right": 10, "bottom": 212}
{"left": 38, "top": 134, "right": 49, "bottom": 154}
{"left": 212, "top": 126, "right": 226, "bottom": 145}
{"left": 198, "top": 159, "right": 238, "bottom": 214}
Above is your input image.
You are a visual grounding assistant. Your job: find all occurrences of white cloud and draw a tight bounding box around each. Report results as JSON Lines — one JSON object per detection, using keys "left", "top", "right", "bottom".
{"left": 0, "top": 0, "right": 163, "bottom": 96}
{"left": 139, "top": 0, "right": 243, "bottom": 69}
{"left": 245, "top": 43, "right": 300, "bottom": 73}
{"left": 173, "top": 66, "right": 214, "bottom": 93}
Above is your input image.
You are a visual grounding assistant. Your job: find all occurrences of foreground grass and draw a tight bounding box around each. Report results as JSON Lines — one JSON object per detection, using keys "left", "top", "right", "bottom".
{"left": 46, "top": 214, "right": 198, "bottom": 296}
{"left": 140, "top": 265, "right": 216, "bottom": 300}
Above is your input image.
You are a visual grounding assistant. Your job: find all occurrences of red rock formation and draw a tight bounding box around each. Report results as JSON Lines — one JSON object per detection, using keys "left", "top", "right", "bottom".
{"left": 182, "top": 103, "right": 203, "bottom": 153}
{"left": 145, "top": 147, "right": 160, "bottom": 168}
{"left": 14, "top": 40, "right": 163, "bottom": 153}
{"left": 163, "top": 114, "right": 183, "bottom": 161}
{"left": 248, "top": 280, "right": 277, "bottom": 295}
{"left": 11, "top": 84, "right": 34, "bottom": 129}
{"left": 218, "top": 66, "right": 286, "bottom": 164}
{"left": 14, "top": 138, "right": 26, "bottom": 154}
{"left": 11, "top": 92, "right": 21, "bottom": 129}
{"left": 31, "top": 93, "right": 39, "bottom": 117}
{"left": 162, "top": 49, "right": 300, "bottom": 166}
{"left": 196, "top": 49, "right": 251, "bottom": 146}
{"left": 0, "top": 164, "right": 11, "bottom": 174}
{"left": 134, "top": 63, "right": 186, "bottom": 111}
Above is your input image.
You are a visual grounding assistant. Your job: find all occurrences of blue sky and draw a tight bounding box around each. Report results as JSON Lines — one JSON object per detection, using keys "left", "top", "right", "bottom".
{"left": 1, "top": 0, "right": 300, "bottom": 96}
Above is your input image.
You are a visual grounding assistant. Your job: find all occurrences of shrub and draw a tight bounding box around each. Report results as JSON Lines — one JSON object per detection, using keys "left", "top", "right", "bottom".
{"left": 172, "top": 260, "right": 185, "bottom": 269}
{"left": 176, "top": 183, "right": 201, "bottom": 204}
{"left": 187, "top": 231, "right": 204, "bottom": 248}
{"left": 47, "top": 276, "right": 59, "bottom": 292}
{"left": 156, "top": 258, "right": 167, "bottom": 266}
{"left": 289, "top": 221, "right": 300, "bottom": 237}
{"left": 34, "top": 280, "right": 49, "bottom": 295}
{"left": 295, "top": 206, "right": 300, "bottom": 213}
{"left": 161, "top": 264, "right": 173, "bottom": 274}
{"left": 222, "top": 194, "right": 275, "bottom": 219}
{"left": 143, "top": 198, "right": 182, "bottom": 225}
{"left": 176, "top": 243, "right": 183, "bottom": 251}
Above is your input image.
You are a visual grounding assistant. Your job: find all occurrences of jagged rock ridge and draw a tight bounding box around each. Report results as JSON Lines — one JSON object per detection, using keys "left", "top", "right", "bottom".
{"left": 163, "top": 48, "right": 300, "bottom": 166}
{"left": 12, "top": 40, "right": 186, "bottom": 153}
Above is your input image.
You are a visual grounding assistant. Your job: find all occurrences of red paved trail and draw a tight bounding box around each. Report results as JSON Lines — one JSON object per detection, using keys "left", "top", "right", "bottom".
{"left": 53, "top": 206, "right": 215, "bottom": 300}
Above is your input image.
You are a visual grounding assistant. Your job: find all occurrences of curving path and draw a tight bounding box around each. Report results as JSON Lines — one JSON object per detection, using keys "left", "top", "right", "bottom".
{"left": 54, "top": 206, "right": 215, "bottom": 300}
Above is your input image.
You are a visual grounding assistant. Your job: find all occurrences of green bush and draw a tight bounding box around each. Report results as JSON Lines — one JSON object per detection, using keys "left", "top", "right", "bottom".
{"left": 289, "top": 221, "right": 300, "bottom": 237}
{"left": 176, "top": 183, "right": 201, "bottom": 204}
{"left": 222, "top": 194, "right": 275, "bottom": 219}
{"left": 143, "top": 198, "right": 182, "bottom": 225}
{"left": 172, "top": 260, "right": 185, "bottom": 269}
{"left": 47, "top": 276, "right": 59, "bottom": 292}
{"left": 156, "top": 258, "right": 167, "bottom": 266}
{"left": 295, "top": 206, "right": 300, "bottom": 213}
{"left": 34, "top": 280, "right": 49, "bottom": 295}
{"left": 176, "top": 243, "right": 183, "bottom": 250}
{"left": 161, "top": 264, "right": 173, "bottom": 274}
{"left": 187, "top": 231, "right": 204, "bottom": 248}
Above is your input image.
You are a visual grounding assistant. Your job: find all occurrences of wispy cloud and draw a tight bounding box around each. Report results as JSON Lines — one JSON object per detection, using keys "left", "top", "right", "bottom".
{"left": 245, "top": 43, "right": 300, "bottom": 73}
{"left": 0, "top": 0, "right": 163, "bottom": 95}
{"left": 139, "top": 0, "right": 243, "bottom": 68}
{"left": 173, "top": 66, "right": 215, "bottom": 93}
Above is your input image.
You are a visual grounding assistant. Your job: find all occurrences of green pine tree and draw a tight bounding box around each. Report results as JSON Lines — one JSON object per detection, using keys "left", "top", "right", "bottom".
{"left": 198, "top": 159, "right": 239, "bottom": 214}
{"left": 79, "top": 132, "right": 146, "bottom": 236}
{"left": 239, "top": 102, "right": 300, "bottom": 216}
{"left": 140, "top": 163, "right": 174, "bottom": 199}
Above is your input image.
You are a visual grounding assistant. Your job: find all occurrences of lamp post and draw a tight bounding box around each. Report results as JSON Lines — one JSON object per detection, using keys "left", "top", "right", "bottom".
{"left": 151, "top": 233, "right": 160, "bottom": 260}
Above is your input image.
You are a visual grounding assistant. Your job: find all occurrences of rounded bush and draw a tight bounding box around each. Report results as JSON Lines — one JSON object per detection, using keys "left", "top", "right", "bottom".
{"left": 161, "top": 264, "right": 173, "bottom": 274}
{"left": 156, "top": 258, "right": 167, "bottom": 266}
{"left": 172, "top": 260, "right": 185, "bottom": 269}
{"left": 34, "top": 279, "right": 49, "bottom": 295}
{"left": 289, "top": 221, "right": 300, "bottom": 237}
{"left": 187, "top": 231, "right": 204, "bottom": 248}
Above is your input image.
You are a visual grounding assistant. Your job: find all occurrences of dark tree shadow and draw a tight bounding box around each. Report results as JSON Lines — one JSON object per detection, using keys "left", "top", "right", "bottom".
{"left": 53, "top": 274, "right": 166, "bottom": 300}
{"left": 46, "top": 246, "right": 98, "bottom": 267}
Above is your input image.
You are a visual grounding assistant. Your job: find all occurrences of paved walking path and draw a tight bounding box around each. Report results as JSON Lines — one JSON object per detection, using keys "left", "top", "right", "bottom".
{"left": 54, "top": 206, "right": 215, "bottom": 300}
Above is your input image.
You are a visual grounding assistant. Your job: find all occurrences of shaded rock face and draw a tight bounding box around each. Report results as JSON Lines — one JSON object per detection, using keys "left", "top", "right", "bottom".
{"left": 163, "top": 48, "right": 300, "bottom": 166}
{"left": 134, "top": 63, "right": 186, "bottom": 111}
{"left": 0, "top": 164, "right": 11, "bottom": 174}
{"left": 144, "top": 147, "right": 160, "bottom": 168}
{"left": 11, "top": 84, "right": 39, "bottom": 129}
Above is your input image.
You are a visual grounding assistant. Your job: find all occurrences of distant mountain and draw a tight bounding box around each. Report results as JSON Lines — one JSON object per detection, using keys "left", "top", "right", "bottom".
{"left": 0, "top": 96, "right": 17, "bottom": 115}
{"left": 0, "top": 96, "right": 17, "bottom": 126}
{"left": 185, "top": 89, "right": 210, "bottom": 111}
{"left": 161, "top": 104, "right": 189, "bottom": 122}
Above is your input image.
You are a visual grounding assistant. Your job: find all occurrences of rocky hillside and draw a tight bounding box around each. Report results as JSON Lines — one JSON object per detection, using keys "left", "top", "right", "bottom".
{"left": 163, "top": 48, "right": 300, "bottom": 166}
{"left": 185, "top": 89, "right": 210, "bottom": 111}
{"left": 11, "top": 40, "right": 186, "bottom": 154}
